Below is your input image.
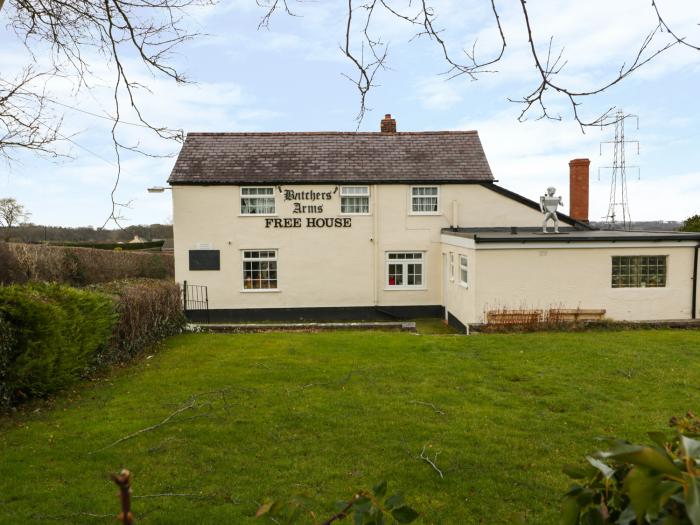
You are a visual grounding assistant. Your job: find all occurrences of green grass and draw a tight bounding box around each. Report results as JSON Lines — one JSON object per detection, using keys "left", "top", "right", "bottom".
{"left": 1, "top": 330, "right": 699, "bottom": 524}
{"left": 414, "top": 318, "right": 458, "bottom": 335}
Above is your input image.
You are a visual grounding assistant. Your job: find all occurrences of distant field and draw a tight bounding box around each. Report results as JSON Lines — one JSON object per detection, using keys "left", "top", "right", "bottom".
{"left": 1, "top": 329, "right": 699, "bottom": 524}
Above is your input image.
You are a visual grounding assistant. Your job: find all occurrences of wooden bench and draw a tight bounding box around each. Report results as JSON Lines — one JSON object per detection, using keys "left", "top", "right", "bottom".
{"left": 547, "top": 309, "right": 606, "bottom": 322}
{"left": 486, "top": 308, "right": 606, "bottom": 325}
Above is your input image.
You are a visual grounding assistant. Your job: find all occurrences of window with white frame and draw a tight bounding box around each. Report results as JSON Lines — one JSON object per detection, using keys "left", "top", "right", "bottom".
{"left": 411, "top": 186, "right": 439, "bottom": 213}
{"left": 340, "top": 186, "right": 370, "bottom": 214}
{"left": 240, "top": 187, "right": 276, "bottom": 215}
{"left": 449, "top": 252, "right": 455, "bottom": 281}
{"left": 459, "top": 255, "right": 468, "bottom": 286}
{"left": 611, "top": 255, "right": 666, "bottom": 288}
{"left": 386, "top": 252, "right": 425, "bottom": 288}
{"left": 243, "top": 250, "right": 278, "bottom": 290}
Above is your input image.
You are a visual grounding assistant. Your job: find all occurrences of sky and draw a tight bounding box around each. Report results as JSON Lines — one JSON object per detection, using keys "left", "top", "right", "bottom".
{"left": 1, "top": 0, "right": 699, "bottom": 227}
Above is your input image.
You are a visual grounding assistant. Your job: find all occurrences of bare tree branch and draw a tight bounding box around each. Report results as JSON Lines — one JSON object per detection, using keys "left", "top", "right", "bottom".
{"left": 1, "top": 0, "right": 212, "bottom": 227}
{"left": 260, "top": 0, "right": 699, "bottom": 129}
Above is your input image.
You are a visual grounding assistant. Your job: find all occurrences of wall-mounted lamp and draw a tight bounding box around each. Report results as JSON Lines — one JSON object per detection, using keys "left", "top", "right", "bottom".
{"left": 147, "top": 186, "right": 172, "bottom": 193}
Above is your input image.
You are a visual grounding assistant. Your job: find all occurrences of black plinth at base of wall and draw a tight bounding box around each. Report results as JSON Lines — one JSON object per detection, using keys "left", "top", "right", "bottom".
{"left": 185, "top": 305, "right": 443, "bottom": 324}
{"left": 447, "top": 311, "right": 468, "bottom": 334}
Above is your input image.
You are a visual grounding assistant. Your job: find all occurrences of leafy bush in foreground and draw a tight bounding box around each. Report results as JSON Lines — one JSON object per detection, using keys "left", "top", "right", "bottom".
{"left": 0, "top": 283, "right": 116, "bottom": 405}
{"left": 562, "top": 412, "right": 700, "bottom": 525}
{"left": 0, "top": 280, "right": 185, "bottom": 408}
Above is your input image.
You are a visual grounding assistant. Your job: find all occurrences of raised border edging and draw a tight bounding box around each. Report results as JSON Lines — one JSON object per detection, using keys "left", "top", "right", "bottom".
{"left": 190, "top": 321, "right": 417, "bottom": 334}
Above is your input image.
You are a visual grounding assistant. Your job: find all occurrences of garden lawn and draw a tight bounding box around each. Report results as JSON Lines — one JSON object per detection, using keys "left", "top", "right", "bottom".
{"left": 1, "top": 329, "right": 700, "bottom": 524}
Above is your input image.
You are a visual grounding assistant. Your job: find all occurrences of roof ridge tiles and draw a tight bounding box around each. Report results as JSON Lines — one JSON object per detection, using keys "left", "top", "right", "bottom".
{"left": 184, "top": 130, "right": 479, "bottom": 136}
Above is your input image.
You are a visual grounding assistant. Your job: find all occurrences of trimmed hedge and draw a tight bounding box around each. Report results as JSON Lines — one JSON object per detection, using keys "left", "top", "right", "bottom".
{"left": 0, "top": 280, "right": 185, "bottom": 408}
{"left": 0, "top": 283, "right": 116, "bottom": 405}
{"left": 0, "top": 242, "right": 173, "bottom": 285}
{"left": 92, "top": 279, "right": 186, "bottom": 366}
{"left": 48, "top": 240, "right": 165, "bottom": 251}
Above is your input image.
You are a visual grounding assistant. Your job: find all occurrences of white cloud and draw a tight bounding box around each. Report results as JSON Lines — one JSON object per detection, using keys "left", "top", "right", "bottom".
{"left": 413, "top": 77, "right": 463, "bottom": 110}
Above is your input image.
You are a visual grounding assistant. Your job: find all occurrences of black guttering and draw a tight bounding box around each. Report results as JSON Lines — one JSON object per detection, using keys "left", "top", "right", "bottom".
{"left": 479, "top": 182, "right": 593, "bottom": 230}
{"left": 168, "top": 179, "right": 497, "bottom": 186}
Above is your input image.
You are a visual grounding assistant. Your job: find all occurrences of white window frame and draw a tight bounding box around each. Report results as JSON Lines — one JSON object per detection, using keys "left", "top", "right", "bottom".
{"left": 449, "top": 252, "right": 455, "bottom": 281}
{"left": 459, "top": 255, "right": 469, "bottom": 288}
{"left": 611, "top": 255, "right": 667, "bottom": 288}
{"left": 340, "top": 186, "right": 371, "bottom": 215}
{"left": 241, "top": 249, "right": 279, "bottom": 292}
{"left": 409, "top": 186, "right": 440, "bottom": 215}
{"left": 240, "top": 186, "right": 276, "bottom": 216}
{"left": 385, "top": 251, "right": 426, "bottom": 290}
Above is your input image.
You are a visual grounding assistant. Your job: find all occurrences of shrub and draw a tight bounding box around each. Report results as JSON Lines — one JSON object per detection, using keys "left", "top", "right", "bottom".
{"left": 0, "top": 313, "right": 15, "bottom": 406}
{"left": 561, "top": 412, "right": 700, "bottom": 524}
{"left": 0, "top": 241, "right": 26, "bottom": 285}
{"left": 0, "top": 283, "right": 116, "bottom": 406}
{"left": 0, "top": 280, "right": 185, "bottom": 408}
{"left": 3, "top": 243, "right": 174, "bottom": 285}
{"left": 93, "top": 279, "right": 185, "bottom": 366}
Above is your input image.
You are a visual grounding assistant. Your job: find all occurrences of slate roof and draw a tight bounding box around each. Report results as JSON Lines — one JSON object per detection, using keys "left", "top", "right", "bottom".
{"left": 167, "top": 131, "right": 494, "bottom": 185}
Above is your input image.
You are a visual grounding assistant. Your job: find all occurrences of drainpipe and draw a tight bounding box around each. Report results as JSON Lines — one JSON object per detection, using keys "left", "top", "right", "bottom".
{"left": 372, "top": 184, "right": 379, "bottom": 307}
{"left": 693, "top": 243, "right": 699, "bottom": 320}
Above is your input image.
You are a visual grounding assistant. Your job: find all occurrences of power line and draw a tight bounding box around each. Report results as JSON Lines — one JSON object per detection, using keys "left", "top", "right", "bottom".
{"left": 0, "top": 77, "right": 179, "bottom": 132}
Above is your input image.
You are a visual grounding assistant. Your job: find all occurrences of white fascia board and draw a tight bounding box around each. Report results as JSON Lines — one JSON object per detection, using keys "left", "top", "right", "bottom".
{"left": 440, "top": 234, "right": 476, "bottom": 250}
{"left": 474, "top": 241, "right": 699, "bottom": 250}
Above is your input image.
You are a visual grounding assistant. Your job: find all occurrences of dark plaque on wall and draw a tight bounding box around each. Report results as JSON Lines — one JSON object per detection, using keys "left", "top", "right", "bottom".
{"left": 189, "top": 250, "right": 220, "bottom": 271}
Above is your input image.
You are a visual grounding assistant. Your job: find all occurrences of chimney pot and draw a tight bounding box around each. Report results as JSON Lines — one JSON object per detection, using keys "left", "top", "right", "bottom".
{"left": 569, "top": 158, "right": 590, "bottom": 223}
{"left": 380, "top": 114, "right": 397, "bottom": 133}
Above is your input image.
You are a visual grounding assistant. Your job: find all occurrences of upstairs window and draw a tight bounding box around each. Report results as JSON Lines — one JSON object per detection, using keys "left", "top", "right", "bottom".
{"left": 611, "top": 255, "right": 667, "bottom": 288}
{"left": 459, "top": 255, "right": 469, "bottom": 286}
{"left": 340, "top": 186, "right": 370, "bottom": 214}
{"left": 243, "top": 250, "right": 278, "bottom": 290}
{"left": 241, "top": 187, "right": 275, "bottom": 215}
{"left": 411, "top": 186, "right": 439, "bottom": 213}
{"left": 386, "top": 252, "right": 425, "bottom": 289}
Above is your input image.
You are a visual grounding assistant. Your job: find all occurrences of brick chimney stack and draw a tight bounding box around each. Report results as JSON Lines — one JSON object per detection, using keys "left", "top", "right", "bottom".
{"left": 380, "top": 114, "right": 397, "bottom": 133}
{"left": 569, "top": 158, "right": 590, "bottom": 223}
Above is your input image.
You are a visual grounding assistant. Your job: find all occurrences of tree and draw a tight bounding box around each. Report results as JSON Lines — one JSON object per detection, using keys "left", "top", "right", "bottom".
{"left": 258, "top": 1, "right": 700, "bottom": 127}
{"left": 679, "top": 214, "right": 700, "bottom": 232}
{"left": 0, "top": 0, "right": 211, "bottom": 226}
{"left": 0, "top": 198, "right": 31, "bottom": 240}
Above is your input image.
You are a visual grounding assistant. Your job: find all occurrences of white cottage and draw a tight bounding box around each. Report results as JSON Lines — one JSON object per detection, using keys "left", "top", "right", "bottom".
{"left": 167, "top": 115, "right": 700, "bottom": 329}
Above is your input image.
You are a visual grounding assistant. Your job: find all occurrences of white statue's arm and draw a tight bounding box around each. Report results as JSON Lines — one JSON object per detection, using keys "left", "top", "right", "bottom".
{"left": 539, "top": 195, "right": 545, "bottom": 213}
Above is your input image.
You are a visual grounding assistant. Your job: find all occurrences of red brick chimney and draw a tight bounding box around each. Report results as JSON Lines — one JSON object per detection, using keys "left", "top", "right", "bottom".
{"left": 569, "top": 158, "right": 590, "bottom": 223}
{"left": 380, "top": 114, "right": 396, "bottom": 133}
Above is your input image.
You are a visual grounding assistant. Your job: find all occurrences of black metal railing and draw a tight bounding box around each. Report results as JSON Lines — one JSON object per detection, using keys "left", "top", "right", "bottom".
{"left": 182, "top": 280, "right": 210, "bottom": 323}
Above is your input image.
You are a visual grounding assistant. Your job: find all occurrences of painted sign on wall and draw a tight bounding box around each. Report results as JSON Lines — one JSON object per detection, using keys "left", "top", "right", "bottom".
{"left": 264, "top": 187, "right": 353, "bottom": 228}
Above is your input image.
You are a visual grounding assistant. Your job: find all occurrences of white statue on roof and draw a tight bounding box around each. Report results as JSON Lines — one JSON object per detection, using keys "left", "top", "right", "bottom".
{"left": 540, "top": 187, "right": 563, "bottom": 233}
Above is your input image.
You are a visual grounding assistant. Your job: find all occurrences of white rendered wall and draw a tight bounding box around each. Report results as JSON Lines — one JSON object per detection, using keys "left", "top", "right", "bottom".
{"left": 470, "top": 244, "right": 698, "bottom": 322}
{"left": 172, "top": 184, "right": 547, "bottom": 310}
